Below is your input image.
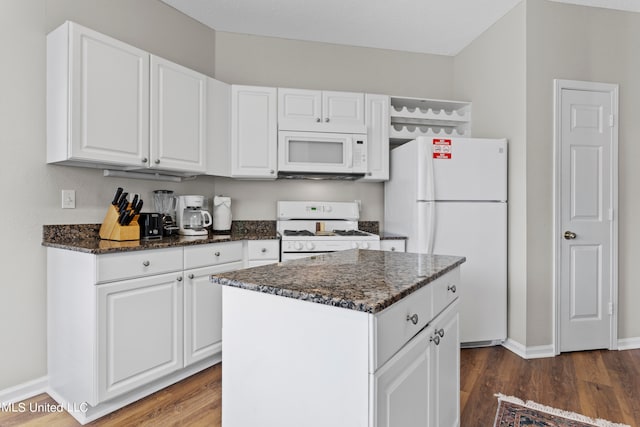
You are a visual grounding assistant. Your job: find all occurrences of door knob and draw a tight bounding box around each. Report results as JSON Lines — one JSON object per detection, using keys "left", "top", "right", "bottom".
{"left": 564, "top": 231, "right": 577, "bottom": 240}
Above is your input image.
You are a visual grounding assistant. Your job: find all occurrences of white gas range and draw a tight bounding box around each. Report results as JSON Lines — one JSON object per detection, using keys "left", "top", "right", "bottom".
{"left": 277, "top": 201, "right": 380, "bottom": 261}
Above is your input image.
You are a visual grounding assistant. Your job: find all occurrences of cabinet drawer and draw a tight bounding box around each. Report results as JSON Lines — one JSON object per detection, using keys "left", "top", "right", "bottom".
{"left": 247, "top": 240, "right": 280, "bottom": 261}
{"left": 96, "top": 247, "right": 183, "bottom": 283}
{"left": 380, "top": 240, "right": 406, "bottom": 253}
{"left": 184, "top": 241, "right": 243, "bottom": 269}
{"left": 431, "top": 269, "right": 459, "bottom": 317}
{"left": 373, "top": 284, "right": 432, "bottom": 371}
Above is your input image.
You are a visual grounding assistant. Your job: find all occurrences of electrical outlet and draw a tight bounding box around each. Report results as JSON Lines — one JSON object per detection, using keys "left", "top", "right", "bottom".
{"left": 62, "top": 190, "right": 76, "bottom": 209}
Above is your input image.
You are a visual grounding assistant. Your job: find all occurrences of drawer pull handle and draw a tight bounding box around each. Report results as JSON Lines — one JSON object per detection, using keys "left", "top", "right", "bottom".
{"left": 261, "top": 248, "right": 267, "bottom": 253}
{"left": 215, "top": 252, "right": 221, "bottom": 257}
{"left": 430, "top": 335, "right": 441, "bottom": 345}
{"left": 447, "top": 284, "right": 457, "bottom": 293}
{"left": 437, "top": 328, "right": 445, "bottom": 338}
{"left": 406, "top": 313, "right": 419, "bottom": 325}
{"left": 177, "top": 276, "right": 183, "bottom": 282}
{"left": 142, "top": 260, "right": 150, "bottom": 267}
{"left": 188, "top": 274, "right": 195, "bottom": 279}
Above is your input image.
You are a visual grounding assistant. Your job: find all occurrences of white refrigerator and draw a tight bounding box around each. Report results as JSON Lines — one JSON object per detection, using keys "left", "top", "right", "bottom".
{"left": 384, "top": 136, "right": 507, "bottom": 346}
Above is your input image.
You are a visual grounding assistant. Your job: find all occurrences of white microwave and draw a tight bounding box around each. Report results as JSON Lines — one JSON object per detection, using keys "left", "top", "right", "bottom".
{"left": 278, "top": 131, "right": 368, "bottom": 177}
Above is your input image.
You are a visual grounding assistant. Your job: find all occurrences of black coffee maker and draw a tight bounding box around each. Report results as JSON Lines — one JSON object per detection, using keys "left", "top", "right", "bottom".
{"left": 152, "top": 190, "right": 179, "bottom": 236}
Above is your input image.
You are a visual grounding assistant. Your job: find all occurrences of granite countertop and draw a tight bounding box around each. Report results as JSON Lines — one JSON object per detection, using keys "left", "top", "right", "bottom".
{"left": 42, "top": 221, "right": 278, "bottom": 254}
{"left": 211, "top": 249, "right": 465, "bottom": 313}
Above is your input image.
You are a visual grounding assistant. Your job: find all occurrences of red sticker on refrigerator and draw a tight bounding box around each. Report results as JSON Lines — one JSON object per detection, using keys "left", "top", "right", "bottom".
{"left": 433, "top": 138, "right": 452, "bottom": 159}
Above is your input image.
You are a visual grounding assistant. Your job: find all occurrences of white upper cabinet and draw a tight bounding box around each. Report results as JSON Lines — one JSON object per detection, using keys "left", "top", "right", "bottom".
{"left": 362, "top": 94, "right": 390, "bottom": 181}
{"left": 278, "top": 88, "right": 366, "bottom": 133}
{"left": 47, "top": 21, "right": 207, "bottom": 175}
{"left": 47, "top": 21, "right": 150, "bottom": 168}
{"left": 230, "top": 85, "right": 278, "bottom": 179}
{"left": 150, "top": 56, "right": 207, "bottom": 173}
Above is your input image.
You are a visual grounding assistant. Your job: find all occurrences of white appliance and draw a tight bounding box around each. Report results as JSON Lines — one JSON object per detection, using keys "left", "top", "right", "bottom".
{"left": 177, "top": 195, "right": 212, "bottom": 236}
{"left": 384, "top": 137, "right": 507, "bottom": 346}
{"left": 277, "top": 131, "right": 367, "bottom": 179}
{"left": 213, "top": 196, "right": 232, "bottom": 231}
{"left": 277, "top": 201, "right": 380, "bottom": 261}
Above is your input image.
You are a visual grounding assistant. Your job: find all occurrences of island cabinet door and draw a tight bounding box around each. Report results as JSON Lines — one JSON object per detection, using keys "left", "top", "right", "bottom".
{"left": 97, "top": 272, "right": 184, "bottom": 403}
{"left": 373, "top": 324, "right": 433, "bottom": 427}
{"left": 430, "top": 301, "right": 460, "bottom": 427}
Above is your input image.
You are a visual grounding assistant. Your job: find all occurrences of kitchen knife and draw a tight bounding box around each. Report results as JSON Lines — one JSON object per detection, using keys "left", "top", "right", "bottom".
{"left": 122, "top": 210, "right": 135, "bottom": 226}
{"left": 133, "top": 199, "right": 143, "bottom": 215}
{"left": 111, "top": 187, "right": 123, "bottom": 205}
{"left": 130, "top": 194, "right": 139, "bottom": 209}
{"left": 118, "top": 193, "right": 129, "bottom": 212}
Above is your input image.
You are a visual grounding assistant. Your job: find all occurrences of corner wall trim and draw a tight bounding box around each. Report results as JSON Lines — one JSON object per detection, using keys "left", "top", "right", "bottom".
{"left": 0, "top": 376, "right": 48, "bottom": 405}
{"left": 502, "top": 338, "right": 555, "bottom": 359}
{"left": 617, "top": 337, "right": 640, "bottom": 350}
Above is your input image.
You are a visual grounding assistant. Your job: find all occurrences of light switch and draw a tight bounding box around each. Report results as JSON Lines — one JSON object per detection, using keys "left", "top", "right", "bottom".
{"left": 62, "top": 190, "right": 76, "bottom": 209}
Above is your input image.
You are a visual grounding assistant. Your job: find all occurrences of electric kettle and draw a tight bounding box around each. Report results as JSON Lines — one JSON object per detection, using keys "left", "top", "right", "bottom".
{"left": 213, "top": 196, "right": 232, "bottom": 231}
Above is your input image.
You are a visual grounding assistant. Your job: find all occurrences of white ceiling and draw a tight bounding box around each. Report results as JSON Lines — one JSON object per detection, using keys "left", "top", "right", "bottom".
{"left": 161, "top": 0, "right": 640, "bottom": 56}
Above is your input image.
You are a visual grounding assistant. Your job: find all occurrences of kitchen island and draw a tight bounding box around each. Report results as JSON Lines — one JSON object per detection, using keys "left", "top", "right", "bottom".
{"left": 212, "top": 249, "right": 465, "bottom": 427}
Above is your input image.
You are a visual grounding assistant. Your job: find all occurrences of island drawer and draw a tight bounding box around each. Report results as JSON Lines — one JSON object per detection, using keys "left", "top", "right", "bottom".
{"left": 184, "top": 241, "right": 243, "bottom": 270}
{"left": 431, "top": 268, "right": 460, "bottom": 317}
{"left": 373, "top": 283, "right": 433, "bottom": 371}
{"left": 96, "top": 247, "right": 183, "bottom": 283}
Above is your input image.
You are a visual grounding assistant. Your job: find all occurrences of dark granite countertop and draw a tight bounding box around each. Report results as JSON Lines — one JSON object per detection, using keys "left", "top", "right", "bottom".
{"left": 379, "top": 232, "right": 407, "bottom": 240}
{"left": 211, "top": 249, "right": 465, "bottom": 313}
{"left": 42, "top": 221, "right": 278, "bottom": 254}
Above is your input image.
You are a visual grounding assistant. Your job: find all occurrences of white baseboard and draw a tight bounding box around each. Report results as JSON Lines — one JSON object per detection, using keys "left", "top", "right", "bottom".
{"left": 617, "top": 337, "right": 640, "bottom": 350}
{"left": 0, "top": 376, "right": 48, "bottom": 405}
{"left": 502, "top": 338, "right": 555, "bottom": 359}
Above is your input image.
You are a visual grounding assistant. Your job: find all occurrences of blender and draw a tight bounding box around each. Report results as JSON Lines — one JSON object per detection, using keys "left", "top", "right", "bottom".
{"left": 153, "top": 190, "right": 179, "bottom": 236}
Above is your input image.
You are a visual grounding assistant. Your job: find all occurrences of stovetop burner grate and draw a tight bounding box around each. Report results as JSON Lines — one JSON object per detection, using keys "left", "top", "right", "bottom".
{"left": 332, "top": 229, "right": 370, "bottom": 237}
{"left": 283, "top": 230, "right": 315, "bottom": 236}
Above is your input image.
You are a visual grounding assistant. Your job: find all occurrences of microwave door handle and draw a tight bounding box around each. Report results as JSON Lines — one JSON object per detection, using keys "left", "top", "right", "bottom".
{"left": 346, "top": 140, "right": 353, "bottom": 167}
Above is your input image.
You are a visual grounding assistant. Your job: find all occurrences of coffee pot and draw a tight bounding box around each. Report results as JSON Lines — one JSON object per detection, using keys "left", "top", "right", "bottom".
{"left": 177, "top": 195, "right": 212, "bottom": 236}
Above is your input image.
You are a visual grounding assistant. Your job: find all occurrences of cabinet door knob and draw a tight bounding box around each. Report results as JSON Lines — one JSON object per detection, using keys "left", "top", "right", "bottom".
{"left": 270, "top": 169, "right": 275, "bottom": 174}
{"left": 188, "top": 274, "right": 195, "bottom": 279}
{"left": 430, "top": 335, "right": 441, "bottom": 345}
{"left": 155, "top": 159, "right": 160, "bottom": 164}
{"left": 142, "top": 260, "right": 150, "bottom": 267}
{"left": 177, "top": 276, "right": 183, "bottom": 282}
{"left": 437, "top": 328, "right": 445, "bottom": 338}
{"left": 447, "top": 284, "right": 457, "bottom": 293}
{"left": 261, "top": 248, "right": 267, "bottom": 253}
{"left": 324, "top": 117, "right": 330, "bottom": 123}
{"left": 406, "top": 313, "right": 419, "bottom": 325}
{"left": 316, "top": 118, "right": 321, "bottom": 122}
{"left": 141, "top": 157, "right": 148, "bottom": 163}
{"left": 214, "top": 251, "right": 221, "bottom": 257}
{"left": 390, "top": 247, "right": 396, "bottom": 252}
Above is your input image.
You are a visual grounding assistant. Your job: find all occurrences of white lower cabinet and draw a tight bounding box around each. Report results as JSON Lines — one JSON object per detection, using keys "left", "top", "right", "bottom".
{"left": 375, "top": 300, "right": 459, "bottom": 427}
{"left": 48, "top": 240, "right": 245, "bottom": 424}
{"left": 245, "top": 239, "right": 280, "bottom": 267}
{"left": 97, "top": 272, "right": 184, "bottom": 402}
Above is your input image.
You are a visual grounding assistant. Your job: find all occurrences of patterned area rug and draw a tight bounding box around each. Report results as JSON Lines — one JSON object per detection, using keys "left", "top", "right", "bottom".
{"left": 493, "top": 394, "right": 630, "bottom": 427}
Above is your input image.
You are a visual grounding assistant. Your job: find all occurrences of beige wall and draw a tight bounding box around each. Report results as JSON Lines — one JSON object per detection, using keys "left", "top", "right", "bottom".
{"left": 453, "top": 2, "right": 528, "bottom": 344}
{"left": 526, "top": 0, "right": 640, "bottom": 344}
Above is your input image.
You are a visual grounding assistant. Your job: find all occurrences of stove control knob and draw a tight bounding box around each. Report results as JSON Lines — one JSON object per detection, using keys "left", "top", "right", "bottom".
{"left": 351, "top": 242, "right": 358, "bottom": 249}
{"left": 306, "top": 242, "right": 315, "bottom": 250}
{"left": 294, "top": 242, "right": 303, "bottom": 251}
{"left": 361, "top": 242, "right": 370, "bottom": 249}
{"left": 324, "top": 205, "right": 332, "bottom": 213}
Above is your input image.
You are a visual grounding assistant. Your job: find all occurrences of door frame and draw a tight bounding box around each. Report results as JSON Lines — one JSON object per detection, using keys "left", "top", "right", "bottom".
{"left": 552, "top": 79, "right": 619, "bottom": 354}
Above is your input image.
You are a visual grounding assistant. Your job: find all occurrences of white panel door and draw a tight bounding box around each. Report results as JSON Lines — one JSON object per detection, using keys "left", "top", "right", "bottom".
{"left": 322, "top": 91, "right": 365, "bottom": 127}
{"left": 278, "top": 88, "right": 322, "bottom": 130}
{"left": 97, "top": 272, "right": 183, "bottom": 402}
{"left": 150, "top": 56, "right": 207, "bottom": 173}
{"left": 422, "top": 201, "right": 507, "bottom": 344}
{"left": 363, "top": 94, "right": 390, "bottom": 182}
{"left": 558, "top": 84, "right": 617, "bottom": 352}
{"left": 70, "top": 23, "right": 149, "bottom": 166}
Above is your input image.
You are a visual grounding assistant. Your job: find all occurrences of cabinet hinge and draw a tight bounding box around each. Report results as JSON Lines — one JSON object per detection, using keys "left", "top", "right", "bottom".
{"left": 608, "top": 302, "right": 614, "bottom": 315}
{"left": 609, "top": 114, "right": 614, "bottom": 127}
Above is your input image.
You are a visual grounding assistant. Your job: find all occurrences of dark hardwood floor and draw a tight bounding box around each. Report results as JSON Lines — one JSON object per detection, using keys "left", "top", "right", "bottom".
{"left": 1, "top": 347, "right": 638, "bottom": 426}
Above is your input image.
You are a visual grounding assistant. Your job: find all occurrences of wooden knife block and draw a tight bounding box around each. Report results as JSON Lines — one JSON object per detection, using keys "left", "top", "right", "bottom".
{"left": 99, "top": 205, "right": 140, "bottom": 241}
